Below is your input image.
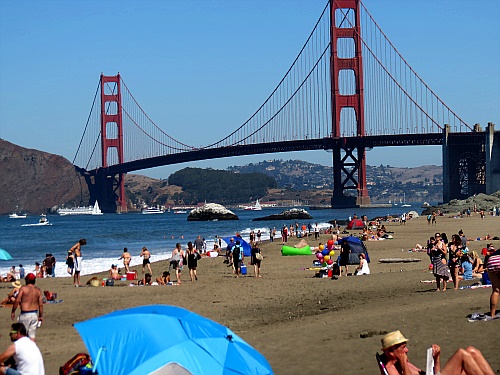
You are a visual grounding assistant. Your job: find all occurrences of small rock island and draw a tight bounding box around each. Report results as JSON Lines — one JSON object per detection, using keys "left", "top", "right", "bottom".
{"left": 252, "top": 208, "right": 312, "bottom": 221}
{"left": 187, "top": 203, "right": 239, "bottom": 221}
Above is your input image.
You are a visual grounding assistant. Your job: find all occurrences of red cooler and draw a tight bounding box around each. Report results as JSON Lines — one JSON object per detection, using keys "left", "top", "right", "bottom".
{"left": 126, "top": 272, "right": 137, "bottom": 281}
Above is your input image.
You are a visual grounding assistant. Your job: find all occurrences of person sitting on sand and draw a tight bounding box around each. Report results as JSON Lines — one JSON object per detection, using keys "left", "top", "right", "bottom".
{"left": 137, "top": 273, "right": 152, "bottom": 286}
{"left": 0, "top": 281, "right": 21, "bottom": 306}
{"left": 470, "top": 251, "right": 484, "bottom": 274}
{"left": 458, "top": 253, "right": 482, "bottom": 281}
{"left": 156, "top": 271, "right": 171, "bottom": 285}
{"left": 109, "top": 264, "right": 121, "bottom": 280}
{"left": 355, "top": 253, "right": 370, "bottom": 275}
{"left": 380, "top": 330, "right": 494, "bottom": 375}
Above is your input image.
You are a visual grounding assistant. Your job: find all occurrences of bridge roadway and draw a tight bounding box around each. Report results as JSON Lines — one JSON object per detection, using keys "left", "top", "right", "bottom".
{"left": 88, "top": 132, "right": 480, "bottom": 177}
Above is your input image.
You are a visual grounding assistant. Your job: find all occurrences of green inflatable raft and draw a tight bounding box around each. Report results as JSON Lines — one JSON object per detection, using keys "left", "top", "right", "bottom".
{"left": 281, "top": 245, "right": 311, "bottom": 256}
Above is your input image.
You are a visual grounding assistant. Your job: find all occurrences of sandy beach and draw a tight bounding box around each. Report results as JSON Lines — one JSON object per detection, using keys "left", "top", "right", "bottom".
{"left": 1, "top": 213, "right": 499, "bottom": 374}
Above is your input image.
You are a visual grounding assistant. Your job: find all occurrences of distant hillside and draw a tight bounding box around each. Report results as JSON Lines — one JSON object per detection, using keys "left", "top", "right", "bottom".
{"left": 228, "top": 160, "right": 443, "bottom": 203}
{"left": 0, "top": 140, "right": 443, "bottom": 214}
{"left": 0, "top": 139, "right": 89, "bottom": 214}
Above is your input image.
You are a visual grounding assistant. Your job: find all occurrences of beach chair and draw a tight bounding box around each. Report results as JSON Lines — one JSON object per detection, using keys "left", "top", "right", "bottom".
{"left": 375, "top": 353, "right": 389, "bottom": 375}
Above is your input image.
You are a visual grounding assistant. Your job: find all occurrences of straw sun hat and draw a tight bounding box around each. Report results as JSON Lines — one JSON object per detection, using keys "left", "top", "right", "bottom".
{"left": 381, "top": 330, "right": 409, "bottom": 350}
{"left": 12, "top": 281, "right": 22, "bottom": 289}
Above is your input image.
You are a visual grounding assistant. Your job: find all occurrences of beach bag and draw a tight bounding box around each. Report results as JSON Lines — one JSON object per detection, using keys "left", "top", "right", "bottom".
{"left": 255, "top": 253, "right": 263, "bottom": 261}
{"left": 59, "top": 353, "right": 91, "bottom": 375}
{"left": 105, "top": 279, "right": 114, "bottom": 286}
{"left": 487, "top": 255, "right": 500, "bottom": 273}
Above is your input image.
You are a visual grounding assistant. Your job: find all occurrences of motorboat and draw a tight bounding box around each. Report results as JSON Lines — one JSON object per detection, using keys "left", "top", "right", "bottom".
{"left": 22, "top": 214, "right": 52, "bottom": 227}
{"left": 141, "top": 206, "right": 165, "bottom": 214}
{"left": 9, "top": 206, "right": 27, "bottom": 218}
{"left": 57, "top": 201, "right": 103, "bottom": 216}
{"left": 9, "top": 212, "right": 27, "bottom": 219}
{"left": 244, "top": 199, "right": 262, "bottom": 211}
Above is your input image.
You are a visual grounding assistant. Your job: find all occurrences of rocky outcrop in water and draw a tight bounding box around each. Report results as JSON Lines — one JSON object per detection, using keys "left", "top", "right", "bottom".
{"left": 252, "top": 208, "right": 312, "bottom": 221}
{"left": 421, "top": 192, "right": 500, "bottom": 215}
{"left": 187, "top": 203, "right": 239, "bottom": 221}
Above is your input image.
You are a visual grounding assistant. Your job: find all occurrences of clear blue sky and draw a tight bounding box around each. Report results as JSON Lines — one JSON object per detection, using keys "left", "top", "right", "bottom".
{"left": 1, "top": 0, "right": 499, "bottom": 179}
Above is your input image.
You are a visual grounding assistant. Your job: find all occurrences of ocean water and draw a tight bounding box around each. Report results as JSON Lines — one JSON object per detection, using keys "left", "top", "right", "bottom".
{"left": 0, "top": 204, "right": 423, "bottom": 278}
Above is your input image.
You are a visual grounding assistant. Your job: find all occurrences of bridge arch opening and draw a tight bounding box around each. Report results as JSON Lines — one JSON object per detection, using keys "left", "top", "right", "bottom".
{"left": 335, "top": 8, "right": 355, "bottom": 28}
{"left": 338, "top": 69, "right": 356, "bottom": 96}
{"left": 337, "top": 38, "right": 355, "bottom": 59}
{"left": 340, "top": 107, "right": 357, "bottom": 136}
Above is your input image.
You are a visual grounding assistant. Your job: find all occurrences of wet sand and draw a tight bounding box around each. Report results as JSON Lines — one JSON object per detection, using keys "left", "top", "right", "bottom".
{"left": 1, "top": 213, "right": 499, "bottom": 374}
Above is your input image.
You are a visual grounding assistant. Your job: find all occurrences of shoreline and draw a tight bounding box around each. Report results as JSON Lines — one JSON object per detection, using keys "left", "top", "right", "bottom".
{"left": 0, "top": 214, "right": 499, "bottom": 373}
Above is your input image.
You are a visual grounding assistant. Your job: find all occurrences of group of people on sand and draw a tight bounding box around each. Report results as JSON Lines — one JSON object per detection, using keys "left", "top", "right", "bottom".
{"left": 224, "top": 238, "right": 263, "bottom": 278}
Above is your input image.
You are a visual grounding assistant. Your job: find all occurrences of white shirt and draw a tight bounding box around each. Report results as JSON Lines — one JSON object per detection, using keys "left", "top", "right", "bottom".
{"left": 14, "top": 336, "right": 45, "bottom": 375}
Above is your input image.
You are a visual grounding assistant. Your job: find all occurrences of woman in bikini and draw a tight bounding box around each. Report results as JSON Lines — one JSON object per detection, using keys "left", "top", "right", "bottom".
{"left": 139, "top": 246, "right": 152, "bottom": 275}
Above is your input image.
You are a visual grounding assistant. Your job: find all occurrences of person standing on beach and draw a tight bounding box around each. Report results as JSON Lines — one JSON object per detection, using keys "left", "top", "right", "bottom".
{"left": 50, "top": 253, "right": 56, "bottom": 277}
{"left": 431, "top": 233, "right": 450, "bottom": 291}
{"left": 232, "top": 241, "right": 242, "bottom": 278}
{"left": 187, "top": 241, "right": 199, "bottom": 281}
{"left": 314, "top": 223, "right": 320, "bottom": 240}
{"left": 251, "top": 241, "right": 262, "bottom": 278}
{"left": 0, "top": 323, "right": 45, "bottom": 375}
{"left": 11, "top": 273, "right": 43, "bottom": 341}
{"left": 257, "top": 230, "right": 262, "bottom": 244}
{"left": 118, "top": 247, "right": 131, "bottom": 273}
{"left": 225, "top": 238, "right": 235, "bottom": 266}
{"left": 70, "top": 238, "right": 86, "bottom": 287}
{"left": 65, "top": 250, "right": 74, "bottom": 275}
{"left": 170, "top": 243, "right": 184, "bottom": 284}
{"left": 140, "top": 246, "right": 152, "bottom": 275}
{"left": 194, "top": 236, "right": 204, "bottom": 255}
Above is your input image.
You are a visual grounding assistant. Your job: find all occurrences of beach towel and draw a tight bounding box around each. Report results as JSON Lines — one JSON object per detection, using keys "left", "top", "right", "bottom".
{"left": 467, "top": 311, "right": 500, "bottom": 322}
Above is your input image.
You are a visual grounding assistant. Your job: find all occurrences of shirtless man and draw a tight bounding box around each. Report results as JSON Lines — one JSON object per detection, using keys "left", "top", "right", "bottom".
{"left": 70, "top": 238, "right": 86, "bottom": 287}
{"left": 11, "top": 273, "right": 43, "bottom": 341}
{"left": 381, "top": 330, "right": 494, "bottom": 375}
{"left": 140, "top": 246, "right": 152, "bottom": 275}
{"left": 118, "top": 247, "right": 131, "bottom": 273}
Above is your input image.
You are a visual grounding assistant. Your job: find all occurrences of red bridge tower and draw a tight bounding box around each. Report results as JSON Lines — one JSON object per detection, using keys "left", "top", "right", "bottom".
{"left": 330, "top": 0, "right": 370, "bottom": 207}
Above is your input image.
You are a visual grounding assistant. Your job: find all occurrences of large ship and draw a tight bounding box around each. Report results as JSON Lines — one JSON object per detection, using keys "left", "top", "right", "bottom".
{"left": 58, "top": 201, "right": 103, "bottom": 216}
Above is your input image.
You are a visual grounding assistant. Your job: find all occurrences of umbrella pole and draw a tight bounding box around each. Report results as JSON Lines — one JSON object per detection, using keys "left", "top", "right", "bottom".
{"left": 93, "top": 347, "right": 105, "bottom": 373}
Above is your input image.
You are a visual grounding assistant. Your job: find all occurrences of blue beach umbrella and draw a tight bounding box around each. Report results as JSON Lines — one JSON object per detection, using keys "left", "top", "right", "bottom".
{"left": 0, "top": 248, "right": 13, "bottom": 261}
{"left": 74, "top": 305, "right": 273, "bottom": 375}
{"left": 222, "top": 237, "right": 252, "bottom": 257}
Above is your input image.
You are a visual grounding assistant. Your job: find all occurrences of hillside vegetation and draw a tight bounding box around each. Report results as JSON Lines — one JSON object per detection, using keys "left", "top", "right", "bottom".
{"left": 168, "top": 167, "right": 277, "bottom": 205}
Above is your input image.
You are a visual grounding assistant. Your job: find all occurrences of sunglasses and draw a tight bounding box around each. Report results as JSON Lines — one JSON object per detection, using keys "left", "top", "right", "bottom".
{"left": 10, "top": 331, "right": 18, "bottom": 334}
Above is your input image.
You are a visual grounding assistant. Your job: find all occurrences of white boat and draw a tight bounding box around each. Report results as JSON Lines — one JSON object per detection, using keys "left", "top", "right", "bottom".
{"left": 22, "top": 214, "right": 52, "bottom": 227}
{"left": 244, "top": 199, "right": 262, "bottom": 211}
{"left": 58, "top": 201, "right": 103, "bottom": 216}
{"left": 9, "top": 212, "right": 27, "bottom": 219}
{"left": 174, "top": 210, "right": 188, "bottom": 214}
{"left": 141, "top": 206, "right": 165, "bottom": 214}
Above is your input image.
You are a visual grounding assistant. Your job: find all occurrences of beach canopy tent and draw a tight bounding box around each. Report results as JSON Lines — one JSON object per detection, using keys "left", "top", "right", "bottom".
{"left": 74, "top": 305, "right": 273, "bottom": 375}
{"left": 222, "top": 236, "right": 251, "bottom": 257}
{"left": 408, "top": 210, "right": 419, "bottom": 218}
{"left": 346, "top": 219, "right": 365, "bottom": 230}
{"left": 338, "top": 236, "right": 370, "bottom": 264}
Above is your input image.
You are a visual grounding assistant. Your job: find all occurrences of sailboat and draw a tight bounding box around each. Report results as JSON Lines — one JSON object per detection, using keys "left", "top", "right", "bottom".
{"left": 91, "top": 200, "right": 103, "bottom": 215}
{"left": 244, "top": 199, "right": 262, "bottom": 211}
{"left": 401, "top": 193, "right": 411, "bottom": 207}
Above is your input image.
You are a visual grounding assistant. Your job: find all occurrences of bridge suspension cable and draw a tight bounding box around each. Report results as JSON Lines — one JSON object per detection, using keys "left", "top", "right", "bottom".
{"left": 74, "top": 0, "right": 473, "bottom": 173}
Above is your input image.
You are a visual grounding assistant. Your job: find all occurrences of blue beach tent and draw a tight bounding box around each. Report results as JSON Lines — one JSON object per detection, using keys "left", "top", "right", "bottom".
{"left": 222, "top": 236, "right": 252, "bottom": 257}
{"left": 338, "top": 236, "right": 371, "bottom": 265}
{"left": 74, "top": 305, "right": 273, "bottom": 375}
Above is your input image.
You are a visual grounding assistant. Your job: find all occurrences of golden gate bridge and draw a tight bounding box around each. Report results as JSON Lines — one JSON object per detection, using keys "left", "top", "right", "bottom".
{"left": 72, "top": 0, "right": 498, "bottom": 213}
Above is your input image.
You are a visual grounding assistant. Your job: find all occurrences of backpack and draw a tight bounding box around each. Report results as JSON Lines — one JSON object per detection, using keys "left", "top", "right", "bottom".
{"left": 59, "top": 353, "right": 92, "bottom": 375}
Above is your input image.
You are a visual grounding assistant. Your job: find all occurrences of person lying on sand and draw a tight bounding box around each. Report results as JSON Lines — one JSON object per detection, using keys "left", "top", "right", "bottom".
{"left": 0, "top": 281, "right": 21, "bottom": 306}
{"left": 380, "top": 330, "right": 494, "bottom": 375}
{"left": 156, "top": 271, "right": 171, "bottom": 285}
